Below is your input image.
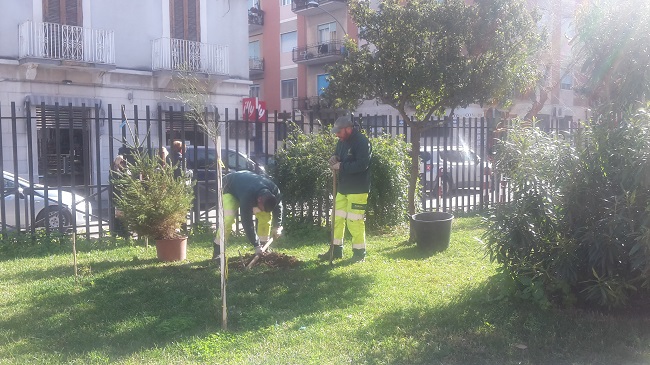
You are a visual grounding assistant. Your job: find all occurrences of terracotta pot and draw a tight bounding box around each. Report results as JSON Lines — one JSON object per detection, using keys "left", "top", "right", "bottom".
{"left": 155, "top": 236, "right": 187, "bottom": 262}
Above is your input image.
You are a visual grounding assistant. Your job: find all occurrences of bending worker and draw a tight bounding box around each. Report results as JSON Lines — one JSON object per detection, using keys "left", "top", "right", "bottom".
{"left": 213, "top": 170, "right": 283, "bottom": 259}
{"left": 319, "top": 115, "right": 372, "bottom": 262}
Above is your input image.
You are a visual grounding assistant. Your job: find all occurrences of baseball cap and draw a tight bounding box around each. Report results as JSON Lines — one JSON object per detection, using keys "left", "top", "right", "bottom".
{"left": 331, "top": 115, "right": 353, "bottom": 133}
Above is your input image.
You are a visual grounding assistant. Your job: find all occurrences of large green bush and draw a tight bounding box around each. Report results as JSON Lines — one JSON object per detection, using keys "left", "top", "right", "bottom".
{"left": 483, "top": 111, "right": 650, "bottom": 309}
{"left": 271, "top": 124, "right": 411, "bottom": 233}
{"left": 366, "top": 135, "right": 411, "bottom": 229}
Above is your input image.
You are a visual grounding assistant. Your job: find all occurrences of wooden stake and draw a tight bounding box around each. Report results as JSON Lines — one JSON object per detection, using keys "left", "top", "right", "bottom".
{"left": 216, "top": 135, "right": 227, "bottom": 330}
{"left": 72, "top": 231, "right": 78, "bottom": 280}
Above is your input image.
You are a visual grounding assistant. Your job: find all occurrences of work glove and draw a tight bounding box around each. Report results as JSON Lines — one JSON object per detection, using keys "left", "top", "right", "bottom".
{"left": 273, "top": 226, "right": 284, "bottom": 239}
{"left": 328, "top": 156, "right": 339, "bottom": 165}
{"left": 330, "top": 162, "right": 340, "bottom": 171}
{"left": 255, "top": 245, "right": 265, "bottom": 256}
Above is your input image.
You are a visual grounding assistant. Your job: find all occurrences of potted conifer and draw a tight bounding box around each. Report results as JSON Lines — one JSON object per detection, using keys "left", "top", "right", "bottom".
{"left": 112, "top": 147, "right": 195, "bottom": 261}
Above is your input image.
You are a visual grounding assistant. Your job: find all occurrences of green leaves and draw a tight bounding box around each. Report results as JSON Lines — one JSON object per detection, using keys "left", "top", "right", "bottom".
{"left": 113, "top": 150, "right": 195, "bottom": 240}
{"left": 484, "top": 110, "right": 650, "bottom": 309}
{"left": 574, "top": 0, "right": 650, "bottom": 112}
{"left": 272, "top": 126, "right": 410, "bottom": 230}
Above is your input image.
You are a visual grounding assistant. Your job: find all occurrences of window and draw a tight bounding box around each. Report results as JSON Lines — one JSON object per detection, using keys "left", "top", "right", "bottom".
{"left": 250, "top": 84, "right": 260, "bottom": 98}
{"left": 249, "top": 41, "right": 260, "bottom": 58}
{"left": 281, "top": 79, "right": 297, "bottom": 99}
{"left": 43, "top": 0, "right": 82, "bottom": 25}
{"left": 317, "top": 74, "right": 329, "bottom": 96}
{"left": 560, "top": 71, "right": 572, "bottom": 90}
{"left": 171, "top": 0, "right": 200, "bottom": 41}
{"left": 318, "top": 22, "right": 336, "bottom": 43}
{"left": 280, "top": 31, "right": 297, "bottom": 53}
{"left": 280, "top": 0, "right": 291, "bottom": 5}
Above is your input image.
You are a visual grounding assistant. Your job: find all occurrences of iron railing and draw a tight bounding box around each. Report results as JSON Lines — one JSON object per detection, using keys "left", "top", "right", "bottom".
{"left": 0, "top": 103, "right": 580, "bottom": 238}
{"left": 152, "top": 38, "right": 229, "bottom": 75}
{"left": 292, "top": 40, "right": 345, "bottom": 63}
{"left": 18, "top": 21, "right": 115, "bottom": 64}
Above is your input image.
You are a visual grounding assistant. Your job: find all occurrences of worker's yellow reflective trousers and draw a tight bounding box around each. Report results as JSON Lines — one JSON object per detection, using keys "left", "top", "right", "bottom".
{"left": 218, "top": 193, "right": 272, "bottom": 242}
{"left": 332, "top": 192, "right": 368, "bottom": 249}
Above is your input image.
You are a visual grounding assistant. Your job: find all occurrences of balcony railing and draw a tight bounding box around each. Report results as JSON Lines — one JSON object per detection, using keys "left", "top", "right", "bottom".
{"left": 18, "top": 21, "right": 115, "bottom": 65}
{"left": 249, "top": 57, "right": 264, "bottom": 79}
{"left": 292, "top": 96, "right": 333, "bottom": 111}
{"left": 152, "top": 38, "right": 229, "bottom": 75}
{"left": 292, "top": 0, "right": 347, "bottom": 15}
{"left": 292, "top": 40, "right": 345, "bottom": 64}
{"left": 248, "top": 7, "right": 264, "bottom": 31}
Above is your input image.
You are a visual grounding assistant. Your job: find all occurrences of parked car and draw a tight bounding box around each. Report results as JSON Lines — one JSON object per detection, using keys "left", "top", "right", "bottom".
{"left": 420, "top": 146, "right": 491, "bottom": 195}
{"left": 251, "top": 153, "right": 276, "bottom": 176}
{"left": 1, "top": 171, "right": 92, "bottom": 231}
{"left": 181, "top": 146, "right": 266, "bottom": 209}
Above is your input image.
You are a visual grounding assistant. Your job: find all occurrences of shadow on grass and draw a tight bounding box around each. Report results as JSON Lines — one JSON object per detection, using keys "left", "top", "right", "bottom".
{"left": 373, "top": 239, "right": 447, "bottom": 261}
{"left": 0, "top": 255, "right": 374, "bottom": 362}
{"left": 354, "top": 275, "right": 650, "bottom": 365}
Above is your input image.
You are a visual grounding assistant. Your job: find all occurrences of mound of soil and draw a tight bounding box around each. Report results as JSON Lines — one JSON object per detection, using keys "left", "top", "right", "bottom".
{"left": 228, "top": 252, "right": 302, "bottom": 270}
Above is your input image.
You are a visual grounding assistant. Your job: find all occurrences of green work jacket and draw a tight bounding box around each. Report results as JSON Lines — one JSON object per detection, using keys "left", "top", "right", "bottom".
{"left": 334, "top": 128, "right": 372, "bottom": 194}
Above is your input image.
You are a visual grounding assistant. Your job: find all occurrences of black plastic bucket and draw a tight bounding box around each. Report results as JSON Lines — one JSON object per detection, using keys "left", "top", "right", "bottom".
{"left": 411, "top": 212, "right": 454, "bottom": 252}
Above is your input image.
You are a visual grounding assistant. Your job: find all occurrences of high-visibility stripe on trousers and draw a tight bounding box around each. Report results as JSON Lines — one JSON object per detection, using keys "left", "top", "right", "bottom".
{"left": 216, "top": 193, "right": 272, "bottom": 244}
{"left": 333, "top": 192, "right": 368, "bottom": 250}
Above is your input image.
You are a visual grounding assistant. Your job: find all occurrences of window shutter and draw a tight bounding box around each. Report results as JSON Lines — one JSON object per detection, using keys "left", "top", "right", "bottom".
{"left": 65, "top": 0, "right": 81, "bottom": 26}
{"left": 43, "top": 0, "right": 81, "bottom": 25}
{"left": 187, "top": 0, "right": 199, "bottom": 42}
{"left": 170, "top": 0, "right": 200, "bottom": 41}
{"left": 43, "top": 0, "right": 61, "bottom": 23}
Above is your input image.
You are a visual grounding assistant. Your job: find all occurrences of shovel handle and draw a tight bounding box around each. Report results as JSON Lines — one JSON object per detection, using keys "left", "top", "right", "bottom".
{"left": 330, "top": 170, "right": 337, "bottom": 265}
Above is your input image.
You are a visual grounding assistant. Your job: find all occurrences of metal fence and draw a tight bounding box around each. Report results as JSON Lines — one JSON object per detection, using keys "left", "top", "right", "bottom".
{"left": 0, "top": 102, "right": 526, "bottom": 239}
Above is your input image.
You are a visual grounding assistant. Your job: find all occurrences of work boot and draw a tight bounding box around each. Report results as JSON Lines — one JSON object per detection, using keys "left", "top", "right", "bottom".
{"left": 351, "top": 248, "right": 366, "bottom": 263}
{"left": 318, "top": 245, "right": 343, "bottom": 261}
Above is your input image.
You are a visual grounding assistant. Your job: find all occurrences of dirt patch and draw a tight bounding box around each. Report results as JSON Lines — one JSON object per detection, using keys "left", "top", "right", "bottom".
{"left": 228, "top": 252, "right": 302, "bottom": 270}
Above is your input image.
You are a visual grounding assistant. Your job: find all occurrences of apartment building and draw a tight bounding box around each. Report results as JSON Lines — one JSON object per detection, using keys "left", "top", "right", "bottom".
{"left": 249, "top": 0, "right": 587, "bottom": 128}
{"left": 0, "top": 0, "right": 250, "bottom": 185}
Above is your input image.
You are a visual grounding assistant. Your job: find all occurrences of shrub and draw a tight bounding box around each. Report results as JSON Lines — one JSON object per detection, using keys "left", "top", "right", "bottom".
{"left": 113, "top": 149, "right": 195, "bottom": 240}
{"left": 271, "top": 123, "right": 411, "bottom": 233}
{"left": 366, "top": 135, "right": 411, "bottom": 229}
{"left": 483, "top": 111, "right": 650, "bottom": 309}
{"left": 271, "top": 123, "right": 337, "bottom": 229}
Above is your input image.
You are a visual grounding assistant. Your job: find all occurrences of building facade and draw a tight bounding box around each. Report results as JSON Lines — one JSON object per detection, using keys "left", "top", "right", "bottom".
{"left": 249, "top": 0, "right": 588, "bottom": 130}
{"left": 0, "top": 0, "right": 250, "bottom": 186}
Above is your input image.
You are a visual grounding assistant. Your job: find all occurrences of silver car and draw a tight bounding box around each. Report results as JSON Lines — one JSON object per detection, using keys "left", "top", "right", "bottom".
{"left": 420, "top": 146, "right": 492, "bottom": 195}
{"left": 1, "top": 171, "right": 92, "bottom": 231}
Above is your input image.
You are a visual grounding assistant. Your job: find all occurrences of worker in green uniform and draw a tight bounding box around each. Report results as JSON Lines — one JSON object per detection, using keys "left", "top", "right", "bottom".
{"left": 319, "top": 115, "right": 372, "bottom": 262}
{"left": 212, "top": 170, "right": 283, "bottom": 259}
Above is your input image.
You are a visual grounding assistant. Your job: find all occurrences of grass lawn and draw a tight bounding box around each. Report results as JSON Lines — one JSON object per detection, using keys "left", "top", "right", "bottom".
{"left": 1, "top": 216, "right": 650, "bottom": 364}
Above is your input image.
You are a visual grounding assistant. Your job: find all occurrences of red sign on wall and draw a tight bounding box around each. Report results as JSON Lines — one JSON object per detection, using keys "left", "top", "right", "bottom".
{"left": 242, "top": 97, "right": 267, "bottom": 122}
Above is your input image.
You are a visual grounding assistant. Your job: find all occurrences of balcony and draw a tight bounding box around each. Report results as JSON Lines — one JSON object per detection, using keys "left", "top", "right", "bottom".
{"left": 292, "top": 40, "right": 345, "bottom": 65}
{"left": 249, "top": 57, "right": 264, "bottom": 79}
{"left": 292, "top": 0, "right": 347, "bottom": 15}
{"left": 18, "top": 21, "right": 115, "bottom": 67}
{"left": 152, "top": 38, "right": 229, "bottom": 76}
{"left": 292, "top": 96, "right": 334, "bottom": 111}
{"left": 248, "top": 7, "right": 264, "bottom": 33}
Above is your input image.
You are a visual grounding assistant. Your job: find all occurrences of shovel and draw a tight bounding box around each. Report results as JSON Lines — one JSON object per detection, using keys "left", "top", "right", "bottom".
{"left": 246, "top": 237, "right": 274, "bottom": 269}
{"left": 329, "top": 170, "right": 337, "bottom": 266}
